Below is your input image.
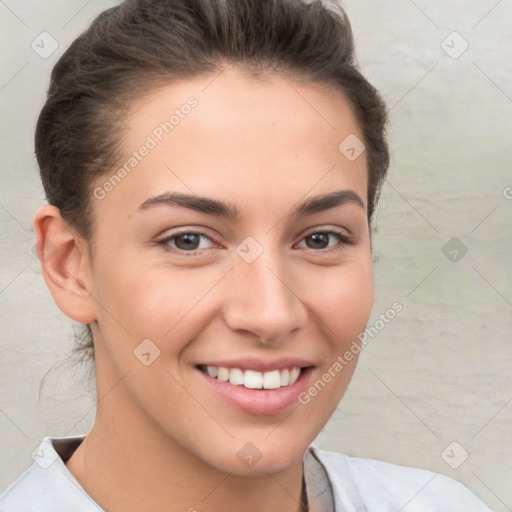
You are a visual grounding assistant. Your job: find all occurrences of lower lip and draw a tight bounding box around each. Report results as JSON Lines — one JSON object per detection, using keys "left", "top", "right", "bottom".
{"left": 196, "top": 367, "right": 313, "bottom": 416}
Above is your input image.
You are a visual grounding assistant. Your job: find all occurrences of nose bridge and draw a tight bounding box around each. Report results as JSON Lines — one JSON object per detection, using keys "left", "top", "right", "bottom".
{"left": 224, "top": 243, "right": 306, "bottom": 342}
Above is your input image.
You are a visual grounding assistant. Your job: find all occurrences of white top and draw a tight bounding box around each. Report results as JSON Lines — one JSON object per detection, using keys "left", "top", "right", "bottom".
{"left": 0, "top": 435, "right": 493, "bottom": 511}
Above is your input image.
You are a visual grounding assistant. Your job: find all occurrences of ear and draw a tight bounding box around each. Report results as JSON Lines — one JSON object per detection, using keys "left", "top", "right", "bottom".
{"left": 33, "top": 205, "right": 97, "bottom": 324}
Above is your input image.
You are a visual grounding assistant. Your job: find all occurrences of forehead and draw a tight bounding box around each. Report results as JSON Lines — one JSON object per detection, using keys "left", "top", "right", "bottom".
{"left": 96, "top": 66, "right": 368, "bottom": 217}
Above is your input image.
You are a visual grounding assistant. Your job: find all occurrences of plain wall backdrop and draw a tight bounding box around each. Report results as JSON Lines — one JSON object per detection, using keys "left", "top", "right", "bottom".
{"left": 0, "top": 0, "right": 511, "bottom": 510}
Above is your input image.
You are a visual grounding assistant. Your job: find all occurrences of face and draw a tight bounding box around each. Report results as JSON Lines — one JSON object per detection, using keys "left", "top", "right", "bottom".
{"left": 84, "top": 66, "right": 373, "bottom": 476}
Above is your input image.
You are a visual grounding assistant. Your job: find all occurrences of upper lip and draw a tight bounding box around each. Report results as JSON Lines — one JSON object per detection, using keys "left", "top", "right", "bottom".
{"left": 196, "top": 357, "right": 315, "bottom": 373}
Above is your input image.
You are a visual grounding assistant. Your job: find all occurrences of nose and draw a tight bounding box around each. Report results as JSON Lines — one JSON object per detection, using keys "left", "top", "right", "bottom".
{"left": 223, "top": 247, "right": 308, "bottom": 344}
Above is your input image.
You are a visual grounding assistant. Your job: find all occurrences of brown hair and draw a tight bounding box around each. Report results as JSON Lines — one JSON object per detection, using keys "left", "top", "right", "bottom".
{"left": 35, "top": 0, "right": 389, "bottom": 368}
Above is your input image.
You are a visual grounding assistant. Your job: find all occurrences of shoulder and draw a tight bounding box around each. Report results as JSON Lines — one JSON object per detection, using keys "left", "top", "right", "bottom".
{"left": 0, "top": 435, "right": 97, "bottom": 512}
{"left": 310, "top": 446, "right": 494, "bottom": 511}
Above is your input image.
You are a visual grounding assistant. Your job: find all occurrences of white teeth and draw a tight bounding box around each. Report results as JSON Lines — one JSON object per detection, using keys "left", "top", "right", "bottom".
{"left": 202, "top": 365, "right": 303, "bottom": 390}
{"left": 263, "top": 370, "right": 281, "bottom": 389}
{"left": 207, "top": 365, "right": 218, "bottom": 378}
{"left": 289, "top": 367, "right": 301, "bottom": 385}
{"left": 217, "top": 367, "right": 230, "bottom": 382}
{"left": 244, "top": 370, "right": 263, "bottom": 389}
{"left": 229, "top": 368, "right": 244, "bottom": 386}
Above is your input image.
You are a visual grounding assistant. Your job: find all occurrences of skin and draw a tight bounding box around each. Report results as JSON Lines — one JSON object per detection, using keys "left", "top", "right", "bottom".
{"left": 34, "top": 66, "right": 374, "bottom": 512}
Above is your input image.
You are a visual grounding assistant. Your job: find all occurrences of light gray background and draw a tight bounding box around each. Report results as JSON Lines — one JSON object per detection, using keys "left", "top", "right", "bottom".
{"left": 1, "top": 0, "right": 511, "bottom": 510}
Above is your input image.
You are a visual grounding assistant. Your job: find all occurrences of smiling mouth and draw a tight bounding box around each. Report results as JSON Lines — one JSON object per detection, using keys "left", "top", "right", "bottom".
{"left": 196, "top": 364, "right": 306, "bottom": 390}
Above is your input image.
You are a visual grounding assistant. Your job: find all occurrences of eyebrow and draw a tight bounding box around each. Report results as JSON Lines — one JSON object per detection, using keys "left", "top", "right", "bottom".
{"left": 137, "top": 189, "right": 365, "bottom": 220}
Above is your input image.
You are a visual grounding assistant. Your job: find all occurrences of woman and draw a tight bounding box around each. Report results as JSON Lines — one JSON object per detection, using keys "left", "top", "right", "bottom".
{"left": 0, "top": 0, "right": 494, "bottom": 510}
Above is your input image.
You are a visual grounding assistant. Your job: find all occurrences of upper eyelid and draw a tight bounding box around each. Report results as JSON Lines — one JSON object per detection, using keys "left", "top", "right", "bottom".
{"left": 157, "top": 225, "right": 350, "bottom": 239}
{"left": 157, "top": 228, "right": 217, "bottom": 243}
{"left": 301, "top": 225, "right": 352, "bottom": 238}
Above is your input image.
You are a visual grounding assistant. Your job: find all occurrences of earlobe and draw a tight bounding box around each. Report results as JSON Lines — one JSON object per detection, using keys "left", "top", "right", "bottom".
{"left": 33, "top": 205, "right": 97, "bottom": 324}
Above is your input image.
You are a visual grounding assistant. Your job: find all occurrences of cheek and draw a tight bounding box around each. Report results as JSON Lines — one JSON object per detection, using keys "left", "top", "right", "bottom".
{"left": 292, "top": 259, "right": 373, "bottom": 443}
{"left": 91, "top": 252, "right": 222, "bottom": 353}
{"left": 319, "top": 256, "right": 374, "bottom": 345}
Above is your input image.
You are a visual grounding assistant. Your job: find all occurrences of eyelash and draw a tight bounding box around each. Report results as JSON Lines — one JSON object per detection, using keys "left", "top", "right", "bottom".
{"left": 156, "top": 228, "right": 355, "bottom": 256}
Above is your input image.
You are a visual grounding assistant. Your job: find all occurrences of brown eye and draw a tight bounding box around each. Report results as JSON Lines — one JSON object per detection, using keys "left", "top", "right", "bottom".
{"left": 174, "top": 233, "right": 202, "bottom": 251}
{"left": 158, "top": 231, "right": 215, "bottom": 254}
{"left": 297, "top": 229, "right": 355, "bottom": 251}
{"left": 305, "top": 232, "right": 331, "bottom": 250}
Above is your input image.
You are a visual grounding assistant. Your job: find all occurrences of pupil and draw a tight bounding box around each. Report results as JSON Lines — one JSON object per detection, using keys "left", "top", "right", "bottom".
{"left": 176, "top": 233, "right": 199, "bottom": 250}
{"left": 308, "top": 233, "right": 328, "bottom": 249}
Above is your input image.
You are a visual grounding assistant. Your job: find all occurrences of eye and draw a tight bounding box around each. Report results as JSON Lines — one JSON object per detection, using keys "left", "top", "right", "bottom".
{"left": 158, "top": 230, "right": 215, "bottom": 254}
{"left": 157, "top": 227, "right": 355, "bottom": 256}
{"left": 296, "top": 229, "right": 355, "bottom": 252}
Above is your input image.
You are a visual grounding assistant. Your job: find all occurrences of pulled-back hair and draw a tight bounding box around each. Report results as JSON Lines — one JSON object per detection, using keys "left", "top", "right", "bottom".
{"left": 35, "top": 0, "right": 389, "bottom": 365}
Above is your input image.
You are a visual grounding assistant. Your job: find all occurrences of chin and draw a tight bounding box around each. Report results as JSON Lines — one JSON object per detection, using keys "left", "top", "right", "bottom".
{"left": 211, "top": 435, "right": 309, "bottom": 476}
